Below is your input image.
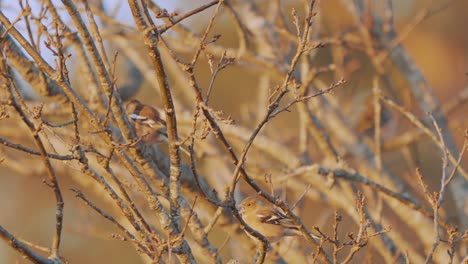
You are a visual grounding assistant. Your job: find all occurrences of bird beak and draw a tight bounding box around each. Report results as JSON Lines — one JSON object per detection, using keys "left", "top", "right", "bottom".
{"left": 129, "top": 113, "right": 138, "bottom": 121}
{"left": 129, "top": 113, "right": 145, "bottom": 121}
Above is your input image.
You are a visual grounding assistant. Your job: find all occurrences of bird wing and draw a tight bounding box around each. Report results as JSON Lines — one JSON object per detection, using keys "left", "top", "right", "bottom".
{"left": 256, "top": 207, "right": 298, "bottom": 229}
{"left": 130, "top": 113, "right": 167, "bottom": 128}
{"left": 145, "top": 115, "right": 167, "bottom": 128}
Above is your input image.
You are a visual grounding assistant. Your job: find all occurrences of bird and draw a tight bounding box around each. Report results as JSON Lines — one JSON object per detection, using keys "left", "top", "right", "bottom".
{"left": 355, "top": 96, "right": 392, "bottom": 136}
{"left": 125, "top": 99, "right": 169, "bottom": 144}
{"left": 239, "top": 196, "right": 320, "bottom": 242}
{"left": 125, "top": 99, "right": 191, "bottom": 156}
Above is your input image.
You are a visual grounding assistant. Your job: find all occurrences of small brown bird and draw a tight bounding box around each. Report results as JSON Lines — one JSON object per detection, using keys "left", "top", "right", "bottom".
{"left": 125, "top": 99, "right": 168, "bottom": 143}
{"left": 355, "top": 97, "right": 392, "bottom": 136}
{"left": 239, "top": 197, "right": 319, "bottom": 242}
{"left": 125, "top": 99, "right": 190, "bottom": 155}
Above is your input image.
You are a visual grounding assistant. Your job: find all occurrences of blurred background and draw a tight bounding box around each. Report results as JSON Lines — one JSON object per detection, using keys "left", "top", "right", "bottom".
{"left": 1, "top": 0, "right": 467, "bottom": 263}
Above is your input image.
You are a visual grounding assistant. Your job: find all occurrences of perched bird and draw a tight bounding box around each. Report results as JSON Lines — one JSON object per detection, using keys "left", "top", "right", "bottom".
{"left": 355, "top": 97, "right": 392, "bottom": 136}
{"left": 125, "top": 99, "right": 168, "bottom": 143}
{"left": 239, "top": 196, "right": 319, "bottom": 242}
{"left": 125, "top": 99, "right": 191, "bottom": 156}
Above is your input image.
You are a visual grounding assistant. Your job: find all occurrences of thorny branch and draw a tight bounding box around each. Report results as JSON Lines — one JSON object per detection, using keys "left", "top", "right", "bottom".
{"left": 0, "top": 0, "right": 466, "bottom": 263}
